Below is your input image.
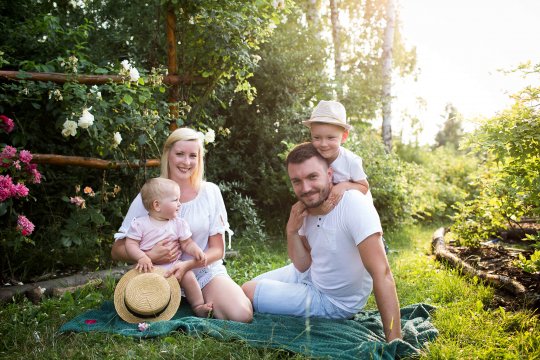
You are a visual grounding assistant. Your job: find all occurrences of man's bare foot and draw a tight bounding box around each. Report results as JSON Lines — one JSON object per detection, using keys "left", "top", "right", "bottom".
{"left": 192, "top": 303, "right": 213, "bottom": 318}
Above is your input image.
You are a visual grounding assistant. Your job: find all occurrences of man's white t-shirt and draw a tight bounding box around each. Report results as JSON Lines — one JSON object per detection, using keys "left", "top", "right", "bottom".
{"left": 299, "top": 190, "right": 382, "bottom": 313}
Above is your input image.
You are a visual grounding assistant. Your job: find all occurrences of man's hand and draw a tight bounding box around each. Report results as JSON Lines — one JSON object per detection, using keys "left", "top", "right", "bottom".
{"left": 286, "top": 201, "right": 307, "bottom": 236}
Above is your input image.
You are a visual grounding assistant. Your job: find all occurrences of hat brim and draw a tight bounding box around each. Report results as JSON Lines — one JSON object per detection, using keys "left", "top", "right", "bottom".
{"left": 114, "top": 267, "right": 181, "bottom": 324}
{"left": 302, "top": 117, "right": 352, "bottom": 131}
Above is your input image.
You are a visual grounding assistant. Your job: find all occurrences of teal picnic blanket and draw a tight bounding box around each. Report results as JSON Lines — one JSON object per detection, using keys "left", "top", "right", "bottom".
{"left": 59, "top": 301, "right": 438, "bottom": 359}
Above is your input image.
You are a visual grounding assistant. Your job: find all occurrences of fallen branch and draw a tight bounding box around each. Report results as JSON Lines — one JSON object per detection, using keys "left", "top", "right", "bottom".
{"left": 1, "top": 251, "right": 240, "bottom": 303}
{"left": 0, "top": 266, "right": 131, "bottom": 303}
{"left": 431, "top": 227, "right": 526, "bottom": 295}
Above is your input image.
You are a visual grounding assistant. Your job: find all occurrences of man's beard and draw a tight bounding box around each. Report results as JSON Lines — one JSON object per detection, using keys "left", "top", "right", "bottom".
{"left": 298, "top": 185, "right": 330, "bottom": 209}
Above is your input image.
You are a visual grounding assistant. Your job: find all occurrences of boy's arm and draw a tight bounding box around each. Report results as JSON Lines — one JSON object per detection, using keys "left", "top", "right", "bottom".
{"left": 334, "top": 179, "right": 369, "bottom": 195}
{"left": 320, "top": 179, "right": 370, "bottom": 214}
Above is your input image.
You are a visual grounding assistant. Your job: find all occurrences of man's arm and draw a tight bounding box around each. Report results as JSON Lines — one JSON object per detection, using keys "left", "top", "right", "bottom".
{"left": 358, "top": 233, "right": 402, "bottom": 342}
{"left": 286, "top": 201, "right": 312, "bottom": 272}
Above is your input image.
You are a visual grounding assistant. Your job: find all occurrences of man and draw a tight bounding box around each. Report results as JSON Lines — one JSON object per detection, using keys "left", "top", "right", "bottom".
{"left": 241, "top": 142, "right": 402, "bottom": 342}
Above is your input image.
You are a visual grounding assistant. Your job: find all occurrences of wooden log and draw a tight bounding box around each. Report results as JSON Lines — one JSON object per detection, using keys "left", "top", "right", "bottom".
{"left": 32, "top": 154, "right": 160, "bottom": 169}
{"left": 1, "top": 251, "right": 240, "bottom": 303}
{"left": 0, "top": 266, "right": 131, "bottom": 303}
{"left": 431, "top": 228, "right": 527, "bottom": 295}
{"left": 0, "top": 70, "right": 206, "bottom": 85}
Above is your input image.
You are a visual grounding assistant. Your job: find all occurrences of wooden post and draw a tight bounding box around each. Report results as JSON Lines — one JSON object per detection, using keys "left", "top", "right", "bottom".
{"left": 166, "top": 3, "right": 179, "bottom": 131}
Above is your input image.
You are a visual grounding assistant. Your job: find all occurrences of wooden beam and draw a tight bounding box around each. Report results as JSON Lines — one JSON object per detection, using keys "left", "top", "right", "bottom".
{"left": 166, "top": 3, "right": 179, "bottom": 130}
{"left": 32, "top": 154, "right": 160, "bottom": 170}
{"left": 0, "top": 70, "right": 206, "bottom": 86}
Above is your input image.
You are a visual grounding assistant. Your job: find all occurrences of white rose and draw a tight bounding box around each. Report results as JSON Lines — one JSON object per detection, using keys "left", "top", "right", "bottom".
{"left": 78, "top": 108, "right": 94, "bottom": 129}
{"left": 113, "top": 132, "right": 122, "bottom": 146}
{"left": 204, "top": 129, "right": 216, "bottom": 143}
{"left": 272, "top": 0, "right": 285, "bottom": 9}
{"left": 121, "top": 59, "right": 131, "bottom": 71}
{"left": 129, "top": 67, "right": 140, "bottom": 82}
{"left": 62, "top": 120, "right": 78, "bottom": 137}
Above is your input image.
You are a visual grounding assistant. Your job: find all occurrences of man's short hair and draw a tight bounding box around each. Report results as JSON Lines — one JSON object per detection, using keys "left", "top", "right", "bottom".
{"left": 286, "top": 142, "right": 328, "bottom": 167}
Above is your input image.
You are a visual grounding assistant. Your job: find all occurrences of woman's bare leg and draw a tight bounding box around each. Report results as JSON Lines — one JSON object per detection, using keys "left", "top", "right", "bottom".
{"left": 202, "top": 276, "right": 253, "bottom": 323}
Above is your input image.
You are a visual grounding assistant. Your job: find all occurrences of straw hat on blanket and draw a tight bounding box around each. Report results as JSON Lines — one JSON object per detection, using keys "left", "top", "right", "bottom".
{"left": 114, "top": 267, "right": 181, "bottom": 323}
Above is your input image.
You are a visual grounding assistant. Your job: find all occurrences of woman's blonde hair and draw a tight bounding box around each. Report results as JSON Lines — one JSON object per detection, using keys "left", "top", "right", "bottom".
{"left": 160, "top": 127, "right": 205, "bottom": 190}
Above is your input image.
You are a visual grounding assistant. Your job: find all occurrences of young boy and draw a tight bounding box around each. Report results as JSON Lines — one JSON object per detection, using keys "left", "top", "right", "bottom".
{"left": 302, "top": 100, "right": 371, "bottom": 208}
{"left": 125, "top": 177, "right": 212, "bottom": 317}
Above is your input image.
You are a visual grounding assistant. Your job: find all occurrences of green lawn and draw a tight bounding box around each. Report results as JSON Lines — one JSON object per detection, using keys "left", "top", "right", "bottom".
{"left": 0, "top": 226, "right": 538, "bottom": 359}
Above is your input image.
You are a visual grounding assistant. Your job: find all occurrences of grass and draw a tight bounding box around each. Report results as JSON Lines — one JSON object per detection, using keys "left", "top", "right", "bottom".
{"left": 1, "top": 226, "right": 539, "bottom": 359}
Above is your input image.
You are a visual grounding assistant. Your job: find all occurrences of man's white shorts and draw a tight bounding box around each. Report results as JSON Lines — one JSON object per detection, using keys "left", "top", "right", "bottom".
{"left": 253, "top": 264, "right": 357, "bottom": 319}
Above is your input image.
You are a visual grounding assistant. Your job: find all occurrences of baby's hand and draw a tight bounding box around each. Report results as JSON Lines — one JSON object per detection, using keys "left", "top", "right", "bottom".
{"left": 136, "top": 255, "right": 154, "bottom": 273}
{"left": 195, "top": 249, "right": 207, "bottom": 266}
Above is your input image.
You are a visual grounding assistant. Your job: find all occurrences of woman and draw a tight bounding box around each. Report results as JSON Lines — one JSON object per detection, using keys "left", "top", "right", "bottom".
{"left": 111, "top": 127, "right": 253, "bottom": 322}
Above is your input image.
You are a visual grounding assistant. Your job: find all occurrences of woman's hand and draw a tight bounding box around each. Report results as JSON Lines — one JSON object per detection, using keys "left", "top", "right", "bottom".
{"left": 145, "top": 239, "right": 181, "bottom": 265}
{"left": 164, "top": 260, "right": 189, "bottom": 281}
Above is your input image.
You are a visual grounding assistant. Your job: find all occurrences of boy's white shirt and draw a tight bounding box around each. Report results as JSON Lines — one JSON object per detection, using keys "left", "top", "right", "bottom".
{"left": 330, "top": 146, "right": 367, "bottom": 183}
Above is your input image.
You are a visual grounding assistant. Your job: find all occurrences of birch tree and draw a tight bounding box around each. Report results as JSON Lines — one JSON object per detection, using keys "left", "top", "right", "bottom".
{"left": 329, "top": 0, "right": 343, "bottom": 97}
{"left": 381, "top": 0, "right": 396, "bottom": 152}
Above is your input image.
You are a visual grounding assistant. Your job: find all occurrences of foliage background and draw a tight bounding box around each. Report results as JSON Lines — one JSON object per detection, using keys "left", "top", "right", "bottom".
{"left": 1, "top": 0, "right": 537, "bottom": 281}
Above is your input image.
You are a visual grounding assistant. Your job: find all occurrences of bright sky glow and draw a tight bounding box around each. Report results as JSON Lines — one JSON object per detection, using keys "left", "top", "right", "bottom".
{"left": 393, "top": 0, "right": 540, "bottom": 144}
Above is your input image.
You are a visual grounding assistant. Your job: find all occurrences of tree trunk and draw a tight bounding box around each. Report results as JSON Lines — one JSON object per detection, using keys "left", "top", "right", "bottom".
{"left": 306, "top": 0, "right": 321, "bottom": 28}
{"left": 329, "top": 0, "right": 343, "bottom": 97}
{"left": 381, "top": 0, "right": 396, "bottom": 153}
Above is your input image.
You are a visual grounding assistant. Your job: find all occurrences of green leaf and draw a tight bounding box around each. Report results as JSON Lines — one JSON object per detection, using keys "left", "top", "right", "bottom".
{"left": 138, "top": 134, "right": 147, "bottom": 145}
{"left": 122, "top": 94, "right": 133, "bottom": 105}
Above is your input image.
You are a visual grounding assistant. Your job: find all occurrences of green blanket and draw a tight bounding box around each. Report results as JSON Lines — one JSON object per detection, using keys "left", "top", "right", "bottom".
{"left": 59, "top": 301, "right": 438, "bottom": 359}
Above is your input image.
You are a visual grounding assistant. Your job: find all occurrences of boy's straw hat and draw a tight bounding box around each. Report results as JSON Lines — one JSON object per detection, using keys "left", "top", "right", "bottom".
{"left": 114, "top": 267, "right": 181, "bottom": 323}
{"left": 302, "top": 100, "right": 352, "bottom": 131}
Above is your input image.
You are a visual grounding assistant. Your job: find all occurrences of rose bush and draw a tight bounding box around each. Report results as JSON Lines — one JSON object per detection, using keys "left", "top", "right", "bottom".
{"left": 0, "top": 115, "right": 42, "bottom": 267}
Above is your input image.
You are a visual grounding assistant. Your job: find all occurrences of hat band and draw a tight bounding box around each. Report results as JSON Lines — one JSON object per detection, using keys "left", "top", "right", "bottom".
{"left": 125, "top": 296, "right": 171, "bottom": 319}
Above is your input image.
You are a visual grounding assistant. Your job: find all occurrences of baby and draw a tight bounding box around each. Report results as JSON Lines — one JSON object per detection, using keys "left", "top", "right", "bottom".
{"left": 125, "top": 177, "right": 212, "bottom": 317}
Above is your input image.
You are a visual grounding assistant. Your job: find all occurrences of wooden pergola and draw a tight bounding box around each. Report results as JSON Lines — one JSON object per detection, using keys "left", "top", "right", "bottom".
{"left": 0, "top": 6, "right": 206, "bottom": 170}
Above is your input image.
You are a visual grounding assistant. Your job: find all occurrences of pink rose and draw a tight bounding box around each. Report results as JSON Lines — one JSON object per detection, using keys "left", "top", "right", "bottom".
{"left": 17, "top": 215, "right": 35, "bottom": 236}
{"left": 0, "top": 115, "right": 15, "bottom": 133}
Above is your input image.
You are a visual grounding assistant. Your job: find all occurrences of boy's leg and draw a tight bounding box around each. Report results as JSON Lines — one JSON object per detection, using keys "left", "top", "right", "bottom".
{"left": 181, "top": 270, "right": 212, "bottom": 317}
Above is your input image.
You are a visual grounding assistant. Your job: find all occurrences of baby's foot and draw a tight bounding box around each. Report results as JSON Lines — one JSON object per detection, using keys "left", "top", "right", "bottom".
{"left": 193, "top": 302, "right": 213, "bottom": 318}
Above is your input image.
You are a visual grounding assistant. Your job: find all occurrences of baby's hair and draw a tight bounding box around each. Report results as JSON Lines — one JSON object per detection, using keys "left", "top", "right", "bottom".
{"left": 140, "top": 177, "right": 180, "bottom": 211}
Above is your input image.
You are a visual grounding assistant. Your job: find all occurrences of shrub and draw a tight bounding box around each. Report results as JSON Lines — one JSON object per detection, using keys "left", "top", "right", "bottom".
{"left": 0, "top": 115, "right": 42, "bottom": 278}
{"left": 451, "top": 63, "right": 540, "bottom": 246}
